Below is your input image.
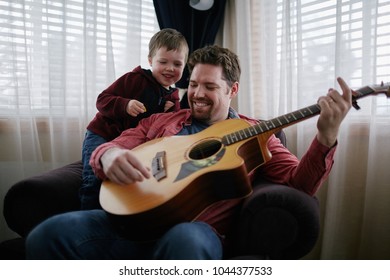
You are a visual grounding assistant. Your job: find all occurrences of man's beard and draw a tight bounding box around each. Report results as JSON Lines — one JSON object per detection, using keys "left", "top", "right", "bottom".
{"left": 190, "top": 102, "right": 212, "bottom": 123}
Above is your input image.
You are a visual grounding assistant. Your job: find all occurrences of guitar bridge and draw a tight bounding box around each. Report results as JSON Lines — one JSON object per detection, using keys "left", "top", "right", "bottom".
{"left": 152, "top": 151, "right": 167, "bottom": 181}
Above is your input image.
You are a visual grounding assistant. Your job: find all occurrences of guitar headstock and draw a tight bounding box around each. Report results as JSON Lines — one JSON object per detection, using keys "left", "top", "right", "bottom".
{"left": 352, "top": 81, "right": 390, "bottom": 110}
{"left": 372, "top": 81, "right": 390, "bottom": 97}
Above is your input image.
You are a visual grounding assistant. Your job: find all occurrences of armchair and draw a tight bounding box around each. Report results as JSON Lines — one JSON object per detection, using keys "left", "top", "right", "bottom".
{"left": 0, "top": 130, "right": 320, "bottom": 259}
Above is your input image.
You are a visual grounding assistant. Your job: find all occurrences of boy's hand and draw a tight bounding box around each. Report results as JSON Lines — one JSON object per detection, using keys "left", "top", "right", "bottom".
{"left": 126, "top": 100, "right": 146, "bottom": 117}
{"left": 164, "top": 101, "right": 174, "bottom": 112}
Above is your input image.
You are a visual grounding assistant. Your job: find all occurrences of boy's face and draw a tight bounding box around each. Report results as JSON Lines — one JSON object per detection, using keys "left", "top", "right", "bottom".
{"left": 148, "top": 47, "right": 186, "bottom": 88}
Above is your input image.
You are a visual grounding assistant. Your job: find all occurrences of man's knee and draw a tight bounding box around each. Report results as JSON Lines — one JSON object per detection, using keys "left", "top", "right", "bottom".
{"left": 26, "top": 214, "right": 65, "bottom": 259}
{"left": 26, "top": 210, "right": 102, "bottom": 259}
{"left": 154, "top": 222, "right": 222, "bottom": 259}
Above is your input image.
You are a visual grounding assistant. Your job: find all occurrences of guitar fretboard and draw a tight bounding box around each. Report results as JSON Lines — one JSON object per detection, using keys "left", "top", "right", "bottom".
{"left": 222, "top": 104, "right": 321, "bottom": 145}
{"left": 222, "top": 82, "right": 389, "bottom": 146}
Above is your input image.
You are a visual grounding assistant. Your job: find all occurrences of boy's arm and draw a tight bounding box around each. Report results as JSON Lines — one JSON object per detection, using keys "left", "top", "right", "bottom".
{"left": 96, "top": 72, "right": 142, "bottom": 119}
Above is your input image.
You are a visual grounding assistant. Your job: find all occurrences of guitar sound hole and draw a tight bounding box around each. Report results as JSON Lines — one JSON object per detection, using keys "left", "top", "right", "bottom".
{"left": 189, "top": 139, "right": 222, "bottom": 160}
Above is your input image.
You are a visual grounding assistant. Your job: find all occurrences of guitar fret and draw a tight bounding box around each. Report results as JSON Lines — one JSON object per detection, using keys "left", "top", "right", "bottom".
{"left": 244, "top": 127, "right": 254, "bottom": 137}
{"left": 275, "top": 117, "right": 283, "bottom": 126}
{"left": 224, "top": 127, "right": 255, "bottom": 146}
{"left": 299, "top": 109, "right": 307, "bottom": 117}
{"left": 259, "top": 123, "right": 267, "bottom": 132}
{"left": 277, "top": 116, "right": 289, "bottom": 125}
{"left": 222, "top": 135, "right": 231, "bottom": 145}
{"left": 254, "top": 124, "right": 262, "bottom": 134}
{"left": 240, "top": 129, "right": 248, "bottom": 139}
{"left": 284, "top": 114, "right": 296, "bottom": 122}
{"left": 311, "top": 104, "right": 321, "bottom": 114}
{"left": 292, "top": 111, "right": 302, "bottom": 119}
{"left": 259, "top": 124, "right": 265, "bottom": 133}
{"left": 297, "top": 110, "right": 304, "bottom": 117}
{"left": 248, "top": 127, "right": 257, "bottom": 135}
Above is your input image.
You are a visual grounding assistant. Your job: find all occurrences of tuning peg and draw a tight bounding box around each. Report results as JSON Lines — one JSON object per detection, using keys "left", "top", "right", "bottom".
{"left": 352, "top": 100, "right": 361, "bottom": 110}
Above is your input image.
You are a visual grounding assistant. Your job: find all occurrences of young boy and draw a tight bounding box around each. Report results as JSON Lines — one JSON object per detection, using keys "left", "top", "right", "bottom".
{"left": 80, "top": 28, "right": 189, "bottom": 210}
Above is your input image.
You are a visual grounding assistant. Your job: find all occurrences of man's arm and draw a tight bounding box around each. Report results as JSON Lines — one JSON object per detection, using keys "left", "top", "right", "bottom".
{"left": 89, "top": 117, "right": 152, "bottom": 183}
{"left": 257, "top": 135, "right": 335, "bottom": 196}
{"left": 100, "top": 147, "right": 151, "bottom": 185}
{"left": 257, "top": 77, "right": 352, "bottom": 195}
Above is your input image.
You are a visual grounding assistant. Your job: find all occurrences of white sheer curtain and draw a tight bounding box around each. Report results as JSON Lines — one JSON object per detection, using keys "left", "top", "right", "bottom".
{"left": 221, "top": 0, "right": 390, "bottom": 259}
{"left": 0, "top": 0, "right": 159, "bottom": 242}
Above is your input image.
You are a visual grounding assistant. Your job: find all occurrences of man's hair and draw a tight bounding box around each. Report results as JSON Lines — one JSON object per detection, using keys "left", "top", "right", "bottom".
{"left": 148, "top": 28, "right": 189, "bottom": 61}
{"left": 187, "top": 45, "right": 241, "bottom": 87}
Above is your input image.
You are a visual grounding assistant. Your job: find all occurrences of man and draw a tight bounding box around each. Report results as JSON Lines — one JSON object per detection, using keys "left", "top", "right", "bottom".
{"left": 26, "top": 45, "right": 352, "bottom": 259}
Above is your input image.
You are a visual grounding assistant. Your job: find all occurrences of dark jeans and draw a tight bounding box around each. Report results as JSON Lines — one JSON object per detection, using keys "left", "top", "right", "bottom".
{"left": 80, "top": 130, "right": 107, "bottom": 210}
{"left": 25, "top": 210, "right": 223, "bottom": 259}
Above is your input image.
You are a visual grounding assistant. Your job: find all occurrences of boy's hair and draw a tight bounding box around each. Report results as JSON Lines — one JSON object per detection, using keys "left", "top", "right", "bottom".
{"left": 187, "top": 45, "right": 241, "bottom": 87}
{"left": 148, "top": 28, "right": 189, "bottom": 61}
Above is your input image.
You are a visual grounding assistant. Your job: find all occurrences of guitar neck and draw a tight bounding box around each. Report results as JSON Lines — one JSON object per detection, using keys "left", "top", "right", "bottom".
{"left": 222, "top": 83, "right": 389, "bottom": 146}
{"left": 222, "top": 104, "right": 321, "bottom": 146}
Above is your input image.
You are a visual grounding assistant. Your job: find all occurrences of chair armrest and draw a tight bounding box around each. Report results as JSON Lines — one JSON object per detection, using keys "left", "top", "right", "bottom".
{"left": 3, "top": 161, "right": 83, "bottom": 237}
{"left": 233, "top": 178, "right": 320, "bottom": 259}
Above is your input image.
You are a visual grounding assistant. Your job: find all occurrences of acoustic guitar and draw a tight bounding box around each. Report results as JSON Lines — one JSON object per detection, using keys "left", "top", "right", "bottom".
{"left": 100, "top": 82, "right": 389, "bottom": 240}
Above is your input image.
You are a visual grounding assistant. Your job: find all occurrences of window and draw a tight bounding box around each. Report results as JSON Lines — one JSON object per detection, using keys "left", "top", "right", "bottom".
{"left": 252, "top": 0, "right": 390, "bottom": 119}
{"left": 0, "top": 0, "right": 159, "bottom": 117}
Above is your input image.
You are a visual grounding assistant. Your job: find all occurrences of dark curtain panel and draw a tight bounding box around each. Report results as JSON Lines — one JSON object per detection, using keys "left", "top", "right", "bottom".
{"left": 153, "top": 0, "right": 226, "bottom": 100}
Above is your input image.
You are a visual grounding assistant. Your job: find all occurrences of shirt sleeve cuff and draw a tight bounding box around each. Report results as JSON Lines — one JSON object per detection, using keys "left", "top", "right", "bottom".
{"left": 89, "top": 142, "right": 116, "bottom": 180}
{"left": 311, "top": 136, "right": 337, "bottom": 165}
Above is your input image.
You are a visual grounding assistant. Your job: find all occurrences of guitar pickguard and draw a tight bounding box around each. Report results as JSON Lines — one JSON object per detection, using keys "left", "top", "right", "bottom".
{"left": 174, "top": 147, "right": 226, "bottom": 182}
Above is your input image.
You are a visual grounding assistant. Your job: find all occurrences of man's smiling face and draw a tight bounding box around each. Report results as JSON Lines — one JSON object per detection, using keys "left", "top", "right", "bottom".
{"left": 187, "top": 63, "right": 238, "bottom": 125}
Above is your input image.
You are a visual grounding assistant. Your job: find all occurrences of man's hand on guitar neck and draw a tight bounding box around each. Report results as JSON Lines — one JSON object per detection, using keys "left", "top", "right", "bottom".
{"left": 101, "top": 147, "right": 151, "bottom": 185}
{"left": 316, "top": 77, "right": 353, "bottom": 147}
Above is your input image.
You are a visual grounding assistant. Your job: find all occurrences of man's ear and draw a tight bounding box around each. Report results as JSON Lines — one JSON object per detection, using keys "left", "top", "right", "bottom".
{"left": 230, "top": 82, "right": 239, "bottom": 98}
{"left": 148, "top": 56, "right": 152, "bottom": 66}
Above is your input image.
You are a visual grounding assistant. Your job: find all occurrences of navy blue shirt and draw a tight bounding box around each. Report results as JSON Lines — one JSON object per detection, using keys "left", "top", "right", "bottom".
{"left": 176, "top": 108, "right": 240, "bottom": 135}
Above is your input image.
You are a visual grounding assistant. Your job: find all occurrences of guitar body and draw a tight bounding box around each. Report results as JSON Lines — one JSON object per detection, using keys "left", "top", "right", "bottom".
{"left": 100, "top": 119, "right": 274, "bottom": 240}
